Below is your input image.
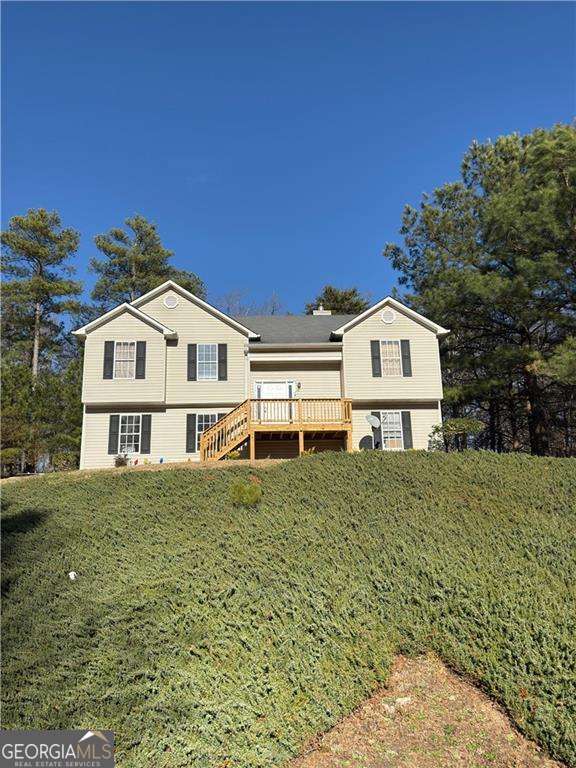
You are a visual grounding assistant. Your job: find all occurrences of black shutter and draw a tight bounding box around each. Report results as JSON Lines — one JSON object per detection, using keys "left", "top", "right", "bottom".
{"left": 135, "top": 341, "right": 146, "bottom": 379}
{"left": 218, "top": 344, "right": 228, "bottom": 381}
{"left": 108, "top": 415, "right": 120, "bottom": 454}
{"left": 188, "top": 344, "right": 197, "bottom": 381}
{"left": 140, "top": 414, "right": 151, "bottom": 454}
{"left": 370, "top": 340, "right": 382, "bottom": 377}
{"left": 400, "top": 340, "right": 412, "bottom": 377}
{"left": 103, "top": 341, "right": 115, "bottom": 379}
{"left": 186, "top": 414, "right": 197, "bottom": 453}
{"left": 371, "top": 411, "right": 382, "bottom": 449}
{"left": 401, "top": 411, "right": 413, "bottom": 449}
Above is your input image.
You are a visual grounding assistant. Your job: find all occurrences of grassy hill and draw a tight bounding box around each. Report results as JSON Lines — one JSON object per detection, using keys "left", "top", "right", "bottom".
{"left": 2, "top": 451, "right": 575, "bottom": 767}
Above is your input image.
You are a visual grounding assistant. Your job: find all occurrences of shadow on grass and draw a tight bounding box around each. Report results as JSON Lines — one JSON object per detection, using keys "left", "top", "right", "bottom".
{"left": 1, "top": 503, "right": 51, "bottom": 596}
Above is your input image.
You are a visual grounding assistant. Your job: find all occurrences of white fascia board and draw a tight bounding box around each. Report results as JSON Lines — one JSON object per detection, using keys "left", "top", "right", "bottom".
{"left": 331, "top": 296, "right": 450, "bottom": 337}
{"left": 130, "top": 280, "right": 261, "bottom": 339}
{"left": 249, "top": 351, "right": 342, "bottom": 363}
{"left": 72, "top": 303, "right": 178, "bottom": 339}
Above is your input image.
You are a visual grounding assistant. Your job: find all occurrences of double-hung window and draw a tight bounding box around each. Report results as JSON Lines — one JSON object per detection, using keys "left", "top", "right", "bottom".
{"left": 380, "top": 340, "right": 402, "bottom": 377}
{"left": 380, "top": 411, "right": 403, "bottom": 450}
{"left": 114, "top": 341, "right": 136, "bottom": 379}
{"left": 119, "top": 414, "right": 141, "bottom": 453}
{"left": 197, "top": 413, "right": 217, "bottom": 451}
{"left": 197, "top": 344, "right": 218, "bottom": 380}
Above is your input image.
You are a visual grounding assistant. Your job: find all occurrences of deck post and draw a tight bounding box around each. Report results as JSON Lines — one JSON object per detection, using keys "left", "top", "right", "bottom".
{"left": 346, "top": 428, "right": 353, "bottom": 453}
{"left": 298, "top": 430, "right": 304, "bottom": 455}
{"left": 249, "top": 431, "right": 256, "bottom": 461}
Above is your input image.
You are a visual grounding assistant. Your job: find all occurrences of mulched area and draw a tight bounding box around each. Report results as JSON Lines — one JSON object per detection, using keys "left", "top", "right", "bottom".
{"left": 290, "top": 655, "right": 562, "bottom": 768}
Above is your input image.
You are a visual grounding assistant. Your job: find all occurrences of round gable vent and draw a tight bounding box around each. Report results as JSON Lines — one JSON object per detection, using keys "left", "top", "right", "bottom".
{"left": 163, "top": 294, "right": 179, "bottom": 309}
{"left": 381, "top": 308, "right": 396, "bottom": 324}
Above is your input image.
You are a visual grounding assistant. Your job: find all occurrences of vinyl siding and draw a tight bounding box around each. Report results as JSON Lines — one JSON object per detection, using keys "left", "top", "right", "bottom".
{"left": 82, "top": 312, "right": 166, "bottom": 404}
{"left": 80, "top": 406, "right": 232, "bottom": 469}
{"left": 249, "top": 362, "right": 342, "bottom": 398}
{"left": 352, "top": 402, "right": 441, "bottom": 451}
{"left": 342, "top": 307, "right": 443, "bottom": 400}
{"left": 138, "top": 289, "right": 248, "bottom": 404}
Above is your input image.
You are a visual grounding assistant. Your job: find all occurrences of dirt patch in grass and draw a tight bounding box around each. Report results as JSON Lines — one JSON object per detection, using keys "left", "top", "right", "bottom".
{"left": 291, "top": 655, "right": 562, "bottom": 768}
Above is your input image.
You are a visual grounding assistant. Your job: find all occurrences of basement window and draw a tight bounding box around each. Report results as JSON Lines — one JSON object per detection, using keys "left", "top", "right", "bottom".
{"left": 119, "top": 414, "right": 141, "bottom": 454}
{"left": 197, "top": 413, "right": 217, "bottom": 451}
{"left": 380, "top": 411, "right": 403, "bottom": 450}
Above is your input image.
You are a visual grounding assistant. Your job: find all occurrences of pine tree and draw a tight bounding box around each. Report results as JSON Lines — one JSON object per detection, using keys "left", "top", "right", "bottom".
{"left": 1, "top": 209, "right": 82, "bottom": 379}
{"left": 305, "top": 286, "right": 369, "bottom": 315}
{"left": 1, "top": 209, "right": 82, "bottom": 472}
{"left": 90, "top": 214, "right": 205, "bottom": 307}
{"left": 384, "top": 124, "right": 576, "bottom": 456}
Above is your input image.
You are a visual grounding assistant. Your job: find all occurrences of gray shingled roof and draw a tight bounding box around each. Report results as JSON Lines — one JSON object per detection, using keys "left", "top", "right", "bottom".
{"left": 235, "top": 314, "right": 357, "bottom": 344}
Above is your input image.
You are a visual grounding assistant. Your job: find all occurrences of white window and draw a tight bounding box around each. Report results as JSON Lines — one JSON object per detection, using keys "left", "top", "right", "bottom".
{"left": 380, "top": 340, "right": 402, "bottom": 377}
{"left": 197, "top": 344, "right": 218, "bottom": 380}
{"left": 114, "top": 341, "right": 136, "bottom": 379}
{"left": 119, "top": 414, "right": 141, "bottom": 453}
{"left": 380, "top": 411, "right": 403, "bottom": 450}
{"left": 197, "top": 413, "right": 217, "bottom": 451}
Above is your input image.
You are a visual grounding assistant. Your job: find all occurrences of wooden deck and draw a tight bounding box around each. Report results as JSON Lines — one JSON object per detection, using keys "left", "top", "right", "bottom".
{"left": 200, "top": 398, "right": 353, "bottom": 461}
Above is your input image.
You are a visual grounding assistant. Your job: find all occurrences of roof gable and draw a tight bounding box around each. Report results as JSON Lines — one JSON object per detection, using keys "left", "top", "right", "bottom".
{"left": 132, "top": 280, "right": 260, "bottom": 339}
{"left": 331, "top": 297, "right": 449, "bottom": 337}
{"left": 72, "top": 304, "right": 177, "bottom": 339}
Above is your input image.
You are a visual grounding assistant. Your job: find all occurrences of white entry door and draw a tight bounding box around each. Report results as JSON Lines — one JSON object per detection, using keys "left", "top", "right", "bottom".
{"left": 255, "top": 381, "right": 294, "bottom": 422}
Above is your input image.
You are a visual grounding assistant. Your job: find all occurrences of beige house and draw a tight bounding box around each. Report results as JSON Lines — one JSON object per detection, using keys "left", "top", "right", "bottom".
{"left": 73, "top": 280, "right": 449, "bottom": 468}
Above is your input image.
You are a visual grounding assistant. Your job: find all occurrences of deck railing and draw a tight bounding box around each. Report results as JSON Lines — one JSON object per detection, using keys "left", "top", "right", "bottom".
{"left": 200, "top": 398, "right": 352, "bottom": 461}
{"left": 250, "top": 398, "right": 351, "bottom": 425}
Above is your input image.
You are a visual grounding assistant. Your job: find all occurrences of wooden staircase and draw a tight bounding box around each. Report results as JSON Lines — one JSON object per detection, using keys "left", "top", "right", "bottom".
{"left": 199, "top": 398, "right": 352, "bottom": 461}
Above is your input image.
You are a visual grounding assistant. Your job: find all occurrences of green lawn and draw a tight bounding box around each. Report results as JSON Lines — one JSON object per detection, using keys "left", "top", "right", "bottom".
{"left": 2, "top": 451, "right": 575, "bottom": 767}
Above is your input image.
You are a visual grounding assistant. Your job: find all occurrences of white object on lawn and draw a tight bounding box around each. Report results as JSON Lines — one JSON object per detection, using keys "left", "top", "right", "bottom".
{"left": 68, "top": 571, "right": 78, "bottom": 581}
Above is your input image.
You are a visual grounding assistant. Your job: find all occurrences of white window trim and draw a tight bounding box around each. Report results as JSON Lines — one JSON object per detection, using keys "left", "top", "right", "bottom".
{"left": 196, "top": 412, "right": 218, "bottom": 452}
{"left": 116, "top": 413, "right": 143, "bottom": 455}
{"left": 113, "top": 340, "right": 137, "bottom": 380}
{"left": 380, "top": 338, "right": 403, "bottom": 378}
{"left": 197, "top": 343, "right": 219, "bottom": 381}
{"left": 379, "top": 410, "right": 404, "bottom": 451}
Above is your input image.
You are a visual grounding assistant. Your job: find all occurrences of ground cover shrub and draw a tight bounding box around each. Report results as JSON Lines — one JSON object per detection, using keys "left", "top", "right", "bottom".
{"left": 2, "top": 452, "right": 575, "bottom": 767}
{"left": 230, "top": 478, "right": 262, "bottom": 506}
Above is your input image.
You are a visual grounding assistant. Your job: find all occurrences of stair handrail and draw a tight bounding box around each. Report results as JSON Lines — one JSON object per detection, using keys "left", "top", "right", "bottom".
{"left": 199, "top": 399, "right": 250, "bottom": 461}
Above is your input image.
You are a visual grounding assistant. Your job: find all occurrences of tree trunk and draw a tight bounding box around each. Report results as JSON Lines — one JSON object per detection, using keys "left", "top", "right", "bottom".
{"left": 525, "top": 373, "right": 549, "bottom": 456}
{"left": 32, "top": 300, "right": 41, "bottom": 383}
{"left": 130, "top": 255, "right": 137, "bottom": 302}
{"left": 488, "top": 399, "right": 497, "bottom": 451}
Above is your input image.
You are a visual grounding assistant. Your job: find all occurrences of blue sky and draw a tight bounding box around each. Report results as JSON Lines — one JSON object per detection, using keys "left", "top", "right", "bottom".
{"left": 2, "top": 2, "right": 574, "bottom": 313}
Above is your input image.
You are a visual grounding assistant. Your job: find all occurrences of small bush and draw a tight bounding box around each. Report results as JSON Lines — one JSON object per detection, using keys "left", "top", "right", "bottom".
{"left": 114, "top": 454, "right": 128, "bottom": 468}
{"left": 1, "top": 448, "right": 21, "bottom": 477}
{"left": 229, "top": 478, "right": 262, "bottom": 506}
{"left": 51, "top": 452, "right": 78, "bottom": 472}
{"left": 429, "top": 418, "right": 484, "bottom": 451}
{"left": 225, "top": 450, "right": 243, "bottom": 460}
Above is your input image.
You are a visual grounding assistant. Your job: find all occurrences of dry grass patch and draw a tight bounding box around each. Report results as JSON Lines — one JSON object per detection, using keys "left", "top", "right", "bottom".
{"left": 292, "top": 655, "right": 562, "bottom": 768}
